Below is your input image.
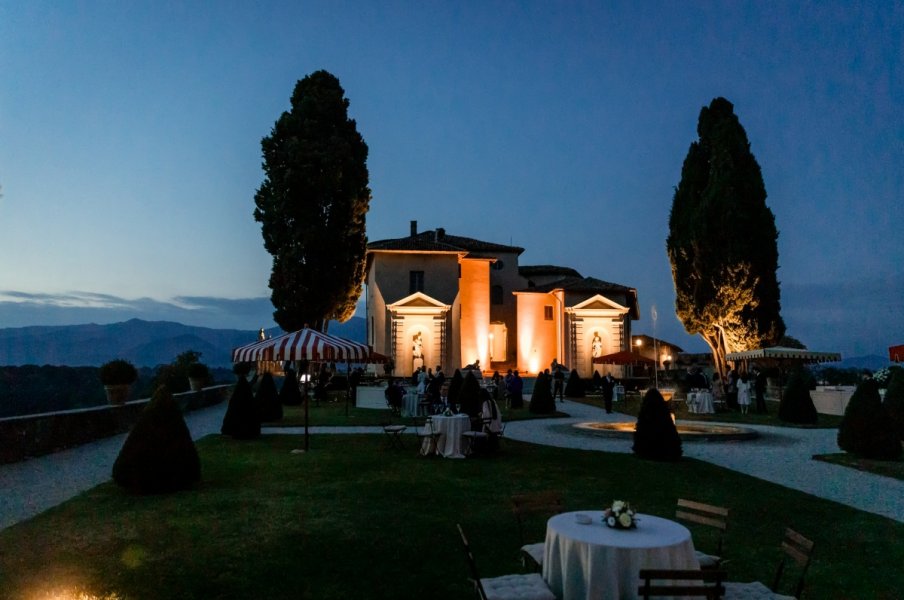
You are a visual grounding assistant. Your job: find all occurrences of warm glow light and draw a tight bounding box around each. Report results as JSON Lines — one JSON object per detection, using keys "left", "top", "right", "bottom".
{"left": 29, "top": 587, "right": 123, "bottom": 600}
{"left": 635, "top": 339, "right": 642, "bottom": 348}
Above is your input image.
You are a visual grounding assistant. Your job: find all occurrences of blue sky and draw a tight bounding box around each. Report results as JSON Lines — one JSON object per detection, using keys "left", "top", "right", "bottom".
{"left": 0, "top": 1, "right": 901, "bottom": 358}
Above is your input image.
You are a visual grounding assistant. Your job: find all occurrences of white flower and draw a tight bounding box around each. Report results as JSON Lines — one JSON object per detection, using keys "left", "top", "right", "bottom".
{"left": 619, "top": 512, "right": 634, "bottom": 528}
{"left": 606, "top": 516, "right": 616, "bottom": 527}
{"left": 612, "top": 500, "right": 626, "bottom": 512}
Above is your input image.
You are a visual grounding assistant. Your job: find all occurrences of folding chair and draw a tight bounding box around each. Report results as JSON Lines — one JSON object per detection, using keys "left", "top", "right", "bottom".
{"left": 676, "top": 498, "right": 730, "bottom": 569}
{"left": 414, "top": 416, "right": 440, "bottom": 456}
{"left": 724, "top": 528, "right": 814, "bottom": 600}
{"left": 638, "top": 569, "right": 727, "bottom": 599}
{"left": 461, "top": 417, "right": 492, "bottom": 456}
{"left": 456, "top": 524, "right": 556, "bottom": 600}
{"left": 510, "top": 490, "right": 564, "bottom": 571}
{"left": 380, "top": 420, "right": 407, "bottom": 449}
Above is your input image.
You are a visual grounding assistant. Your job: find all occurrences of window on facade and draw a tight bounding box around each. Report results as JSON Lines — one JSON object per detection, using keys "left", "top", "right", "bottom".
{"left": 544, "top": 305, "right": 553, "bottom": 320}
{"left": 491, "top": 260, "right": 505, "bottom": 271}
{"left": 491, "top": 285, "right": 504, "bottom": 305}
{"left": 409, "top": 270, "right": 424, "bottom": 294}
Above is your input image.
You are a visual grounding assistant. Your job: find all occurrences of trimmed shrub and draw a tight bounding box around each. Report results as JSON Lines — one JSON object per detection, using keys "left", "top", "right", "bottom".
{"left": 592, "top": 370, "right": 602, "bottom": 392}
{"left": 778, "top": 368, "right": 818, "bottom": 424}
{"left": 221, "top": 375, "right": 261, "bottom": 439}
{"left": 99, "top": 359, "right": 138, "bottom": 386}
{"left": 633, "top": 388, "right": 682, "bottom": 461}
{"left": 188, "top": 362, "right": 210, "bottom": 383}
{"left": 112, "top": 386, "right": 201, "bottom": 494}
{"left": 458, "top": 371, "right": 482, "bottom": 417}
{"left": 233, "top": 362, "right": 253, "bottom": 377}
{"left": 257, "top": 372, "right": 283, "bottom": 422}
{"left": 529, "top": 371, "right": 556, "bottom": 414}
{"left": 448, "top": 369, "right": 464, "bottom": 405}
{"left": 883, "top": 367, "right": 904, "bottom": 441}
{"left": 564, "top": 369, "right": 585, "bottom": 398}
{"left": 279, "top": 368, "right": 303, "bottom": 406}
{"left": 837, "top": 378, "right": 901, "bottom": 460}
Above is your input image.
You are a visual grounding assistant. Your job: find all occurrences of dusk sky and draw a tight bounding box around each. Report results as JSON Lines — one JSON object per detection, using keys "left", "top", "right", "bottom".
{"left": 1, "top": 1, "right": 901, "bottom": 359}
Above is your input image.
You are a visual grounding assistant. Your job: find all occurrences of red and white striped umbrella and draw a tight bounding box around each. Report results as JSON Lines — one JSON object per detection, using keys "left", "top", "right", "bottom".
{"left": 232, "top": 327, "right": 381, "bottom": 363}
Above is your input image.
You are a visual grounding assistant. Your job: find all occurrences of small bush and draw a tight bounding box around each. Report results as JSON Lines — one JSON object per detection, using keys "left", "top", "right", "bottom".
{"left": 837, "top": 378, "right": 901, "bottom": 460}
{"left": 883, "top": 367, "right": 904, "bottom": 441}
{"left": 221, "top": 376, "right": 261, "bottom": 439}
{"left": 99, "top": 359, "right": 138, "bottom": 386}
{"left": 564, "top": 369, "right": 585, "bottom": 398}
{"left": 257, "top": 372, "right": 283, "bottom": 422}
{"left": 188, "top": 362, "right": 210, "bottom": 382}
{"left": 529, "top": 371, "right": 556, "bottom": 414}
{"left": 279, "top": 368, "right": 303, "bottom": 406}
{"left": 633, "top": 388, "right": 682, "bottom": 461}
{"left": 458, "top": 371, "right": 482, "bottom": 417}
{"left": 112, "top": 386, "right": 201, "bottom": 494}
{"left": 448, "top": 369, "right": 464, "bottom": 405}
{"left": 778, "top": 368, "right": 818, "bottom": 424}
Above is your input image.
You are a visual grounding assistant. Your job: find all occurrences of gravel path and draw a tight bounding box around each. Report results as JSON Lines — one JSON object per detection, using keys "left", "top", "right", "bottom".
{"left": 1, "top": 399, "right": 902, "bottom": 532}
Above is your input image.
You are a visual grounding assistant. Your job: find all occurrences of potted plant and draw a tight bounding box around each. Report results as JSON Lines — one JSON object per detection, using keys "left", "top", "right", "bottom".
{"left": 99, "top": 358, "right": 139, "bottom": 405}
{"left": 188, "top": 362, "right": 210, "bottom": 392}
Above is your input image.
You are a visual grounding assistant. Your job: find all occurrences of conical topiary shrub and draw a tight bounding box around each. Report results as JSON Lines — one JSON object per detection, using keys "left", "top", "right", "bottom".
{"left": 778, "top": 368, "right": 818, "bottom": 425}
{"left": 257, "top": 372, "right": 283, "bottom": 422}
{"left": 221, "top": 375, "right": 261, "bottom": 439}
{"left": 112, "top": 386, "right": 201, "bottom": 494}
{"left": 280, "top": 367, "right": 303, "bottom": 406}
{"left": 529, "top": 371, "right": 556, "bottom": 414}
{"left": 448, "top": 369, "right": 464, "bottom": 406}
{"left": 633, "top": 388, "right": 682, "bottom": 461}
{"left": 838, "top": 378, "right": 902, "bottom": 460}
{"left": 458, "top": 371, "right": 482, "bottom": 417}
{"left": 883, "top": 367, "right": 904, "bottom": 442}
{"left": 592, "top": 370, "right": 602, "bottom": 393}
{"left": 564, "top": 369, "right": 585, "bottom": 398}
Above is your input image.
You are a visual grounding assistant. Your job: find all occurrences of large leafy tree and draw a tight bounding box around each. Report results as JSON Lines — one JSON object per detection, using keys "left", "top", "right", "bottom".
{"left": 667, "top": 97, "right": 785, "bottom": 376}
{"left": 255, "top": 70, "right": 370, "bottom": 332}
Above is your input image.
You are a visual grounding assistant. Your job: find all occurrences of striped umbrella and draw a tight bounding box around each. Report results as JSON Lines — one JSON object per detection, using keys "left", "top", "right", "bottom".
{"left": 232, "top": 328, "right": 381, "bottom": 363}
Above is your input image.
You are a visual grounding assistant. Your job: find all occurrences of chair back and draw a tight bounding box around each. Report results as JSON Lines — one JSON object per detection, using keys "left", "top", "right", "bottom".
{"left": 511, "top": 491, "right": 564, "bottom": 546}
{"left": 456, "top": 524, "right": 489, "bottom": 600}
{"left": 637, "top": 569, "right": 726, "bottom": 599}
{"left": 675, "top": 498, "right": 729, "bottom": 558}
{"left": 773, "top": 527, "right": 815, "bottom": 598}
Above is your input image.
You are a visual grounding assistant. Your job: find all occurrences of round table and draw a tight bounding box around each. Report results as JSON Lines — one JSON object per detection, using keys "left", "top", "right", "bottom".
{"left": 429, "top": 414, "right": 470, "bottom": 458}
{"left": 688, "top": 391, "right": 714, "bottom": 414}
{"left": 543, "top": 511, "right": 700, "bottom": 600}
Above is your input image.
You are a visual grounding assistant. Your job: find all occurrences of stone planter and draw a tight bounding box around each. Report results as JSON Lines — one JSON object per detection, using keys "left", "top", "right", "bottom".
{"left": 104, "top": 384, "right": 132, "bottom": 405}
{"left": 189, "top": 378, "right": 204, "bottom": 392}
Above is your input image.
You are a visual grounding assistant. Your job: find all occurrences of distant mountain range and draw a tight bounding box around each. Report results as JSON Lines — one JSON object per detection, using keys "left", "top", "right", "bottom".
{"left": 0, "top": 317, "right": 367, "bottom": 368}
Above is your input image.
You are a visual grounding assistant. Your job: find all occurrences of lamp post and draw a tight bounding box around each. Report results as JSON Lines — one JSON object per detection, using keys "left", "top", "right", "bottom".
{"left": 635, "top": 338, "right": 643, "bottom": 379}
{"left": 664, "top": 353, "right": 672, "bottom": 382}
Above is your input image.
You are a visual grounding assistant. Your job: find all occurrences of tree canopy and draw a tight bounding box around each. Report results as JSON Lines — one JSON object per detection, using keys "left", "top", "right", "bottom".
{"left": 254, "top": 70, "right": 370, "bottom": 332}
{"left": 667, "top": 97, "right": 785, "bottom": 375}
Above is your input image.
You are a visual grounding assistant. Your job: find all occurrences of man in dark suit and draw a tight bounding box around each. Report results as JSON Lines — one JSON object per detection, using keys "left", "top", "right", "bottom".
{"left": 601, "top": 373, "right": 616, "bottom": 413}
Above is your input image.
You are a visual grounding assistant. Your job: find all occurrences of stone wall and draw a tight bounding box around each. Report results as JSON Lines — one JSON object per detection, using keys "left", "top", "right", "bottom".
{"left": 0, "top": 385, "right": 231, "bottom": 465}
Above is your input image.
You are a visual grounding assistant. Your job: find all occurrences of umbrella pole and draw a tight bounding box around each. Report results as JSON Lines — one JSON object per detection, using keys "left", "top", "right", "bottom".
{"left": 345, "top": 359, "right": 350, "bottom": 418}
{"left": 304, "top": 362, "right": 310, "bottom": 452}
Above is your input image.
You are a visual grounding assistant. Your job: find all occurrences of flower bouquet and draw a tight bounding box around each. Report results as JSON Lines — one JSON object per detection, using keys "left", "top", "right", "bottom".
{"left": 603, "top": 500, "right": 637, "bottom": 529}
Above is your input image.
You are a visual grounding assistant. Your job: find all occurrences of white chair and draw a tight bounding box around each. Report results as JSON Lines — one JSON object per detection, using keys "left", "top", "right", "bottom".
{"left": 723, "top": 528, "right": 814, "bottom": 600}
{"left": 457, "top": 524, "right": 556, "bottom": 600}
{"left": 511, "top": 491, "right": 564, "bottom": 571}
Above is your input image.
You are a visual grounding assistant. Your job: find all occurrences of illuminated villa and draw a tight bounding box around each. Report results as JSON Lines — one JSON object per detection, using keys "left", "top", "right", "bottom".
{"left": 365, "top": 221, "right": 639, "bottom": 377}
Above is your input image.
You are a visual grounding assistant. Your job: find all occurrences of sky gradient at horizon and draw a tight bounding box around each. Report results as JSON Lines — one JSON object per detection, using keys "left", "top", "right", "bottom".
{"left": 1, "top": 1, "right": 901, "bottom": 359}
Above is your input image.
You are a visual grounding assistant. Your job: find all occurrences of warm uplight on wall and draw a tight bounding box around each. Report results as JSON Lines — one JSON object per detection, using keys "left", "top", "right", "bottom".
{"left": 529, "top": 349, "right": 539, "bottom": 374}
{"left": 635, "top": 338, "right": 643, "bottom": 351}
{"left": 488, "top": 333, "right": 494, "bottom": 361}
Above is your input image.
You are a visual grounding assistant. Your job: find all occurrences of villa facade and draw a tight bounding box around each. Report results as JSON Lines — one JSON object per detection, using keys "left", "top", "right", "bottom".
{"left": 365, "top": 221, "right": 639, "bottom": 377}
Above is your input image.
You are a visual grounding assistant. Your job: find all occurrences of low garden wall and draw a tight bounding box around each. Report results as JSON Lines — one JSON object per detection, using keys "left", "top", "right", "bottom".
{"left": 0, "top": 384, "right": 231, "bottom": 465}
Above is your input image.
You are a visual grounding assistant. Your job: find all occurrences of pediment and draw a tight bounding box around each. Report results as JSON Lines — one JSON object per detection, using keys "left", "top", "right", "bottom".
{"left": 387, "top": 291, "right": 450, "bottom": 312}
{"left": 569, "top": 294, "right": 628, "bottom": 313}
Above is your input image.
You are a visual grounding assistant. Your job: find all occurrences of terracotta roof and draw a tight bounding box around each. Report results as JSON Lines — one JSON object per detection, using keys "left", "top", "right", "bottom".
{"left": 368, "top": 228, "right": 525, "bottom": 255}
{"left": 519, "top": 276, "right": 634, "bottom": 294}
{"left": 519, "top": 265, "right": 583, "bottom": 278}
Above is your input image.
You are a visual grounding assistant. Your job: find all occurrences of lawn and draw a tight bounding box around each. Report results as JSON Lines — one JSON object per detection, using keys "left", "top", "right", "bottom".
{"left": 0, "top": 434, "right": 900, "bottom": 599}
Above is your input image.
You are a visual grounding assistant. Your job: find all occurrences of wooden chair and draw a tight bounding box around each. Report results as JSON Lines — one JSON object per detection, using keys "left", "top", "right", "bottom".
{"left": 676, "top": 498, "right": 730, "bottom": 569}
{"left": 723, "top": 528, "right": 814, "bottom": 600}
{"left": 413, "top": 416, "right": 440, "bottom": 456}
{"left": 638, "top": 569, "right": 727, "bottom": 599}
{"left": 456, "top": 524, "right": 556, "bottom": 600}
{"left": 510, "top": 490, "right": 564, "bottom": 571}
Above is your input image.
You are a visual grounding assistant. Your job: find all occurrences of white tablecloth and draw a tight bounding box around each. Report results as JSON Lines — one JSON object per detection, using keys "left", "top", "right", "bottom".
{"left": 430, "top": 414, "right": 470, "bottom": 458}
{"left": 543, "top": 511, "right": 700, "bottom": 600}
{"left": 687, "top": 391, "right": 714, "bottom": 414}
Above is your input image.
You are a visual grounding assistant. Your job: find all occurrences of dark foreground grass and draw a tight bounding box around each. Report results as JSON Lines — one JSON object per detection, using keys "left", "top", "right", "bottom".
{"left": 813, "top": 452, "right": 904, "bottom": 481}
{"left": 0, "top": 435, "right": 900, "bottom": 599}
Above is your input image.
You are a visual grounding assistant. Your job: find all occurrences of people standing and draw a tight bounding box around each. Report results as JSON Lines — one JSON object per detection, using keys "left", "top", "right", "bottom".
{"left": 508, "top": 370, "right": 524, "bottom": 408}
{"left": 754, "top": 368, "right": 768, "bottom": 414}
{"left": 726, "top": 368, "right": 739, "bottom": 410}
{"left": 711, "top": 372, "right": 725, "bottom": 410}
{"left": 552, "top": 366, "right": 565, "bottom": 402}
{"left": 737, "top": 372, "right": 751, "bottom": 414}
{"left": 601, "top": 372, "right": 616, "bottom": 414}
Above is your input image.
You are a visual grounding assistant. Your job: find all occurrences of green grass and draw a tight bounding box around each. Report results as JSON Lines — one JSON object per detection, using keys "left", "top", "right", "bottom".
{"left": 0, "top": 435, "right": 900, "bottom": 599}
{"left": 812, "top": 452, "right": 904, "bottom": 481}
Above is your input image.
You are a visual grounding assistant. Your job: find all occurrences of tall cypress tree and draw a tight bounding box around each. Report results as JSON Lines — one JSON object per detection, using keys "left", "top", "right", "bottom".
{"left": 254, "top": 70, "right": 370, "bottom": 331}
{"left": 667, "top": 97, "right": 785, "bottom": 376}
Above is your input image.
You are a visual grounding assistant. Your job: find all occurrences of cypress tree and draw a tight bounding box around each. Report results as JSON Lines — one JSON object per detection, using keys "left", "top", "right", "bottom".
{"left": 221, "top": 375, "right": 261, "bottom": 439}
{"left": 112, "top": 386, "right": 201, "bottom": 494}
{"left": 280, "top": 367, "right": 303, "bottom": 406}
{"left": 448, "top": 369, "right": 464, "bottom": 406}
{"left": 257, "top": 372, "right": 283, "bottom": 422}
{"left": 458, "top": 371, "right": 482, "bottom": 418}
{"left": 529, "top": 371, "right": 556, "bottom": 414}
{"left": 633, "top": 388, "right": 682, "bottom": 461}
{"left": 837, "top": 379, "right": 901, "bottom": 460}
{"left": 883, "top": 367, "right": 904, "bottom": 441}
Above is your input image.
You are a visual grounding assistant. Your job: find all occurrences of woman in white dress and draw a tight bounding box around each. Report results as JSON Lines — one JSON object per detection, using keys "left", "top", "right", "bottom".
{"left": 737, "top": 372, "right": 751, "bottom": 414}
